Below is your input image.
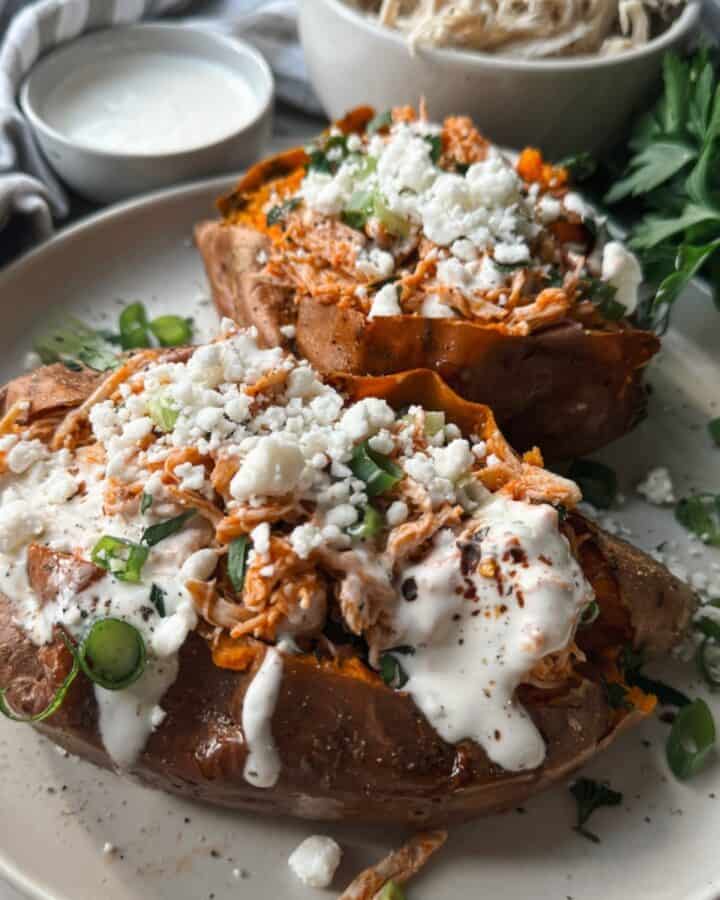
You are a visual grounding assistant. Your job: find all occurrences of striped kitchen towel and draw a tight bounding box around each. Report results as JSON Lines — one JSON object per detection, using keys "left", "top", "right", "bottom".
{"left": 0, "top": 0, "right": 188, "bottom": 241}
{"left": 0, "top": 0, "right": 320, "bottom": 253}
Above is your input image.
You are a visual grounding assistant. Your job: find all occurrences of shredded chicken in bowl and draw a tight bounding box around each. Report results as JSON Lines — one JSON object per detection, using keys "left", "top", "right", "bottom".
{"left": 349, "top": 0, "right": 687, "bottom": 57}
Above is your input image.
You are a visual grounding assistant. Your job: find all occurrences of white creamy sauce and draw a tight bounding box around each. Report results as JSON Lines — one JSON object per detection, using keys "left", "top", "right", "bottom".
{"left": 242, "top": 647, "right": 284, "bottom": 788}
{"left": 41, "top": 51, "right": 259, "bottom": 155}
{"left": 94, "top": 657, "right": 178, "bottom": 769}
{"left": 391, "top": 496, "right": 593, "bottom": 772}
{"left": 0, "top": 450, "right": 202, "bottom": 767}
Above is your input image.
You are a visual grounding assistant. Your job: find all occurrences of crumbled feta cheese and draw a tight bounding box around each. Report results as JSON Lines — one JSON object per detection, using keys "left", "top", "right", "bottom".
{"left": 324, "top": 504, "right": 358, "bottom": 528}
{"left": 387, "top": 500, "right": 409, "bottom": 526}
{"left": 421, "top": 294, "right": 455, "bottom": 318}
{"left": 356, "top": 248, "right": 395, "bottom": 280}
{"left": 368, "top": 283, "right": 402, "bottom": 319}
{"left": 230, "top": 436, "right": 305, "bottom": 500}
{"left": 280, "top": 324, "right": 296, "bottom": 339}
{"left": 174, "top": 462, "right": 206, "bottom": 493}
{"left": 252, "top": 522, "right": 271, "bottom": 555}
{"left": 0, "top": 500, "right": 44, "bottom": 551}
{"left": 45, "top": 471, "right": 79, "bottom": 504}
{"left": 288, "top": 836, "right": 342, "bottom": 889}
{"left": 339, "top": 397, "right": 395, "bottom": 441}
{"left": 368, "top": 430, "right": 394, "bottom": 455}
{"left": 7, "top": 439, "right": 47, "bottom": 474}
{"left": 601, "top": 241, "right": 642, "bottom": 315}
{"left": 637, "top": 466, "right": 675, "bottom": 505}
{"left": 494, "top": 241, "right": 529, "bottom": 265}
{"left": 290, "top": 524, "right": 323, "bottom": 559}
{"left": 431, "top": 439, "right": 473, "bottom": 481}
{"left": 537, "top": 194, "right": 562, "bottom": 223}
{"left": 563, "top": 191, "right": 593, "bottom": 220}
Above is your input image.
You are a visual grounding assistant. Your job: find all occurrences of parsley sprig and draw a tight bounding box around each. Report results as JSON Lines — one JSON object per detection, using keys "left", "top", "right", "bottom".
{"left": 605, "top": 49, "right": 720, "bottom": 330}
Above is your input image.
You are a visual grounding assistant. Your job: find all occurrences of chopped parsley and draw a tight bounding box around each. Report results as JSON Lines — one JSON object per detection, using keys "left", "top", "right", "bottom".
{"left": 570, "top": 777, "right": 623, "bottom": 843}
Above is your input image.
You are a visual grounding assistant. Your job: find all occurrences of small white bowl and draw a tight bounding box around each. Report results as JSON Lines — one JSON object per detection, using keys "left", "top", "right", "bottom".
{"left": 20, "top": 24, "right": 274, "bottom": 204}
{"left": 299, "top": 0, "right": 700, "bottom": 158}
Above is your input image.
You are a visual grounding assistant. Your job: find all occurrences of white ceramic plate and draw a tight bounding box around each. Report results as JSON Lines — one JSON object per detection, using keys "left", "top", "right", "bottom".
{"left": 0, "top": 176, "right": 719, "bottom": 900}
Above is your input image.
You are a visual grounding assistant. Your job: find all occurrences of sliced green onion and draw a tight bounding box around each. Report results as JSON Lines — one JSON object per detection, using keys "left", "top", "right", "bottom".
{"left": 380, "top": 653, "right": 409, "bottom": 689}
{"left": 366, "top": 109, "right": 392, "bottom": 135}
{"left": 91, "top": 536, "right": 149, "bottom": 583}
{"left": 119, "top": 302, "right": 151, "bottom": 350}
{"left": 149, "top": 315, "right": 192, "bottom": 347}
{"left": 34, "top": 317, "right": 118, "bottom": 372}
{"left": 373, "top": 194, "right": 410, "bottom": 237}
{"left": 675, "top": 494, "right": 720, "bottom": 545}
{"left": 568, "top": 459, "right": 617, "bottom": 510}
{"left": 347, "top": 505, "right": 384, "bottom": 540}
{"left": 228, "top": 535, "right": 250, "bottom": 593}
{"left": 350, "top": 441, "right": 403, "bottom": 498}
{"left": 355, "top": 154, "right": 377, "bottom": 180}
{"left": 376, "top": 882, "right": 406, "bottom": 900}
{"left": 697, "top": 639, "right": 720, "bottom": 690}
{"left": 78, "top": 618, "right": 146, "bottom": 691}
{"left": 141, "top": 510, "right": 195, "bottom": 547}
{"left": 140, "top": 492, "right": 153, "bottom": 515}
{"left": 147, "top": 391, "right": 179, "bottom": 433}
{"left": 341, "top": 189, "right": 374, "bottom": 231}
{"left": 580, "top": 600, "right": 600, "bottom": 626}
{"left": 709, "top": 418, "right": 720, "bottom": 447}
{"left": 424, "top": 134, "right": 442, "bottom": 163}
{"left": 666, "top": 698, "right": 716, "bottom": 779}
{"left": 266, "top": 197, "right": 301, "bottom": 227}
{"left": 150, "top": 583, "right": 166, "bottom": 618}
{"left": 424, "top": 410, "right": 445, "bottom": 436}
{"left": 0, "top": 633, "right": 79, "bottom": 722}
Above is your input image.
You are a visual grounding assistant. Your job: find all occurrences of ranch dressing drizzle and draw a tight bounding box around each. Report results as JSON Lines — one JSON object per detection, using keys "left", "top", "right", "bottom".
{"left": 41, "top": 51, "right": 259, "bottom": 156}
{"left": 242, "top": 647, "right": 284, "bottom": 788}
{"left": 94, "top": 657, "right": 178, "bottom": 769}
{"left": 391, "top": 495, "right": 593, "bottom": 772}
{"left": 0, "top": 450, "right": 201, "bottom": 768}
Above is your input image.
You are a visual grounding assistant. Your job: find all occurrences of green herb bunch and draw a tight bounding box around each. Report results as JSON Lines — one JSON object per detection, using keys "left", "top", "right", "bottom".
{"left": 605, "top": 48, "right": 720, "bottom": 330}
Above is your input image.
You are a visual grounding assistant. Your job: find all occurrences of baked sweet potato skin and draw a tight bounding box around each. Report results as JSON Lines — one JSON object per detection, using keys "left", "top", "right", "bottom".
{"left": 0, "top": 362, "right": 693, "bottom": 826}
{"left": 0, "top": 516, "right": 692, "bottom": 827}
{"left": 195, "top": 219, "right": 658, "bottom": 460}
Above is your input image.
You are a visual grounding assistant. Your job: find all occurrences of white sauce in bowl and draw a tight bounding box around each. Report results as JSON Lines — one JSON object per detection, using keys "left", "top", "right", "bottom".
{"left": 40, "top": 51, "right": 260, "bottom": 155}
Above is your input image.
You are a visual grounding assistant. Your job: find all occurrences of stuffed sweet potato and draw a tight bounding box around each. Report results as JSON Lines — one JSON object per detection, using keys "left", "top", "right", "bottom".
{"left": 0, "top": 327, "right": 691, "bottom": 826}
{"left": 196, "top": 106, "right": 659, "bottom": 461}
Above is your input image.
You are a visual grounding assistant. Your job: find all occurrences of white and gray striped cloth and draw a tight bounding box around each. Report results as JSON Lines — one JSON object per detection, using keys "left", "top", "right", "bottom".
{"left": 0, "top": 0, "right": 316, "bottom": 247}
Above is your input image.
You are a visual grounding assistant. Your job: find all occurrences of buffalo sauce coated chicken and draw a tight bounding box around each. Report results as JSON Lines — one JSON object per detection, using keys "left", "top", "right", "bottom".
{"left": 221, "top": 106, "right": 643, "bottom": 337}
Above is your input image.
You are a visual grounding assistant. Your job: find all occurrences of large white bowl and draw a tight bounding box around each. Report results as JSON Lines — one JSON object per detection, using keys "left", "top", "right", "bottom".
{"left": 299, "top": 0, "right": 700, "bottom": 158}
{"left": 20, "top": 24, "right": 274, "bottom": 204}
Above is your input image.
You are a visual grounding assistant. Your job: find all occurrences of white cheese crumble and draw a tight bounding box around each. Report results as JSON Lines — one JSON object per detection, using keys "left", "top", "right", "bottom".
{"left": 601, "top": 241, "right": 642, "bottom": 315}
{"left": 637, "top": 466, "right": 675, "bottom": 505}
{"left": 368, "top": 283, "right": 402, "bottom": 318}
{"left": 288, "top": 836, "right": 342, "bottom": 889}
